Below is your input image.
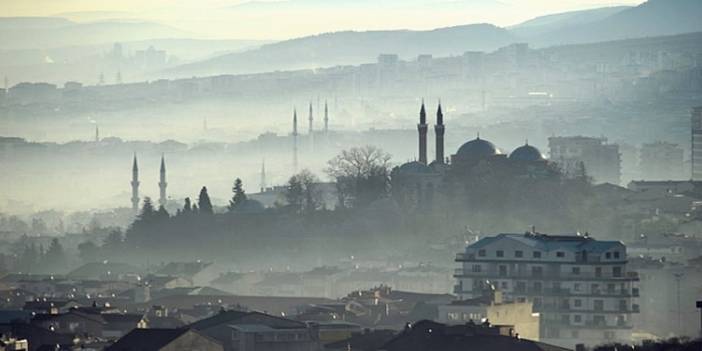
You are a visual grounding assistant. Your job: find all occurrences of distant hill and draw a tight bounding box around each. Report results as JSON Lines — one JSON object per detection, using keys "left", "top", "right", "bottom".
{"left": 166, "top": 24, "right": 517, "bottom": 77}
{"left": 521, "top": 0, "right": 702, "bottom": 47}
{"left": 509, "top": 6, "right": 631, "bottom": 38}
{"left": 0, "top": 17, "right": 191, "bottom": 50}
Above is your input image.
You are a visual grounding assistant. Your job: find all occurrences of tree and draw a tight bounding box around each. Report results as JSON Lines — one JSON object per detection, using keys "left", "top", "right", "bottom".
{"left": 103, "top": 229, "right": 123, "bottom": 249}
{"left": 44, "top": 238, "right": 66, "bottom": 269}
{"left": 78, "top": 241, "right": 99, "bottom": 262}
{"left": 139, "top": 197, "right": 156, "bottom": 222}
{"left": 228, "top": 178, "right": 247, "bottom": 212}
{"left": 198, "top": 187, "right": 214, "bottom": 215}
{"left": 326, "top": 146, "right": 392, "bottom": 208}
{"left": 285, "top": 170, "right": 321, "bottom": 214}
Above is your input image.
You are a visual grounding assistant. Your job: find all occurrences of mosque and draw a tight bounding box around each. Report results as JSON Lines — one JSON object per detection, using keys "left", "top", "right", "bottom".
{"left": 391, "top": 101, "right": 558, "bottom": 209}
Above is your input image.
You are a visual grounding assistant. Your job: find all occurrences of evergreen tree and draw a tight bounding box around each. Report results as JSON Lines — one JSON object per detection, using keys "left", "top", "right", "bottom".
{"left": 198, "top": 187, "right": 213, "bottom": 214}
{"left": 228, "top": 178, "right": 247, "bottom": 212}
{"left": 156, "top": 205, "right": 170, "bottom": 220}
{"left": 183, "top": 197, "right": 192, "bottom": 214}
{"left": 44, "top": 238, "right": 66, "bottom": 270}
{"left": 139, "top": 197, "right": 156, "bottom": 221}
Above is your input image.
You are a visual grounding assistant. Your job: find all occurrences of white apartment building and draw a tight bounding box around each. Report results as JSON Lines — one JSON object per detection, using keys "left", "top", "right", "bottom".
{"left": 453, "top": 232, "right": 639, "bottom": 348}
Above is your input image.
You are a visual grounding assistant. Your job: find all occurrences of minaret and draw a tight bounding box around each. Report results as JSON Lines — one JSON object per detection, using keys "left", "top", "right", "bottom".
{"left": 260, "top": 159, "right": 267, "bottom": 192}
{"left": 95, "top": 125, "right": 100, "bottom": 142}
{"left": 158, "top": 154, "right": 167, "bottom": 207}
{"left": 292, "top": 109, "right": 299, "bottom": 173}
{"left": 435, "top": 101, "right": 445, "bottom": 164}
{"left": 324, "top": 100, "right": 329, "bottom": 134}
{"left": 418, "top": 100, "right": 428, "bottom": 165}
{"left": 131, "top": 154, "right": 140, "bottom": 213}
{"left": 308, "top": 102, "right": 314, "bottom": 152}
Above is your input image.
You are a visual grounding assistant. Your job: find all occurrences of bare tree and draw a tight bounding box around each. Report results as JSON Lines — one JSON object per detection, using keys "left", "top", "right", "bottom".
{"left": 326, "top": 145, "right": 392, "bottom": 208}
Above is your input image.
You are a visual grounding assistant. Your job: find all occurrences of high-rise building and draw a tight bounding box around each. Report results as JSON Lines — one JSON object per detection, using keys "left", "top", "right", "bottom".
{"left": 159, "top": 154, "right": 167, "bottom": 208}
{"left": 453, "top": 232, "right": 639, "bottom": 348}
{"left": 548, "top": 136, "right": 621, "bottom": 185}
{"left": 691, "top": 107, "right": 702, "bottom": 180}
{"left": 131, "top": 154, "right": 140, "bottom": 213}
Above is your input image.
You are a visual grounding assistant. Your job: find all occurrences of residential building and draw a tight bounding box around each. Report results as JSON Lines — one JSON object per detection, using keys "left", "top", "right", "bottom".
{"left": 549, "top": 136, "right": 621, "bottom": 185}
{"left": 691, "top": 106, "right": 702, "bottom": 180}
{"left": 454, "top": 232, "right": 639, "bottom": 348}
{"left": 377, "top": 320, "right": 569, "bottom": 351}
{"left": 106, "top": 328, "right": 223, "bottom": 351}
{"left": 189, "top": 310, "right": 321, "bottom": 351}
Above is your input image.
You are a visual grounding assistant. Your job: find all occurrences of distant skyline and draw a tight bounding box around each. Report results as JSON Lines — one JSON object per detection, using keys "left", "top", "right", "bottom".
{"left": 2, "top": 0, "right": 646, "bottom": 40}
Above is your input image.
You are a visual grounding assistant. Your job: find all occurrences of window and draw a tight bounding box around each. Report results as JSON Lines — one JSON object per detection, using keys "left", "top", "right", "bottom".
{"left": 594, "top": 300, "right": 604, "bottom": 312}
{"left": 516, "top": 281, "right": 526, "bottom": 292}
{"left": 607, "top": 283, "right": 615, "bottom": 293}
{"left": 619, "top": 300, "right": 627, "bottom": 311}
{"left": 561, "top": 314, "right": 570, "bottom": 323}
{"left": 501, "top": 281, "right": 509, "bottom": 289}
{"left": 606, "top": 252, "right": 611, "bottom": 259}
{"left": 533, "top": 281, "right": 542, "bottom": 293}
{"left": 556, "top": 251, "right": 565, "bottom": 258}
{"left": 574, "top": 283, "right": 581, "bottom": 292}
{"left": 571, "top": 330, "right": 579, "bottom": 338}
{"left": 499, "top": 265, "right": 507, "bottom": 277}
{"left": 574, "top": 314, "right": 582, "bottom": 323}
{"left": 478, "top": 249, "right": 486, "bottom": 257}
{"left": 613, "top": 267, "right": 622, "bottom": 277}
{"left": 496, "top": 250, "right": 504, "bottom": 258}
{"left": 613, "top": 251, "right": 620, "bottom": 259}
{"left": 595, "top": 267, "right": 602, "bottom": 277}
{"left": 531, "top": 266, "right": 543, "bottom": 277}
{"left": 515, "top": 250, "right": 523, "bottom": 258}
{"left": 472, "top": 264, "right": 481, "bottom": 273}
{"left": 574, "top": 299, "right": 582, "bottom": 307}
{"left": 572, "top": 267, "right": 580, "bottom": 275}
{"left": 533, "top": 251, "right": 542, "bottom": 259}
{"left": 592, "top": 283, "right": 600, "bottom": 294}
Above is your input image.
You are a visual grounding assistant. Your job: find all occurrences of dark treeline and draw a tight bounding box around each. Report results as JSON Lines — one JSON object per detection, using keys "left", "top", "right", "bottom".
{"left": 79, "top": 146, "right": 631, "bottom": 266}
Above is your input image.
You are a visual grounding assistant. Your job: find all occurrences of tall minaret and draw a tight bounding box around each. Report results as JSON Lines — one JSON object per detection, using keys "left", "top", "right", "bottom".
{"left": 158, "top": 154, "right": 167, "bottom": 207}
{"left": 292, "top": 108, "right": 299, "bottom": 173}
{"left": 418, "top": 100, "right": 428, "bottom": 165}
{"left": 435, "top": 101, "right": 445, "bottom": 164}
{"left": 324, "top": 100, "right": 329, "bottom": 134}
{"left": 95, "top": 125, "right": 100, "bottom": 142}
{"left": 131, "top": 154, "right": 140, "bottom": 213}
{"left": 260, "top": 159, "right": 267, "bottom": 192}
{"left": 308, "top": 102, "right": 314, "bottom": 152}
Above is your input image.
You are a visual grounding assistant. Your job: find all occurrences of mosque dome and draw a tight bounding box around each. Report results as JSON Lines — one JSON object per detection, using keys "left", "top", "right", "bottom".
{"left": 509, "top": 144, "right": 545, "bottom": 162}
{"left": 398, "top": 161, "right": 433, "bottom": 174}
{"left": 456, "top": 137, "right": 500, "bottom": 159}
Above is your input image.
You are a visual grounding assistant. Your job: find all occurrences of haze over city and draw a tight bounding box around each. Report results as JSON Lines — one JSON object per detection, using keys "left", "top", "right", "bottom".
{"left": 0, "top": 0, "right": 701, "bottom": 350}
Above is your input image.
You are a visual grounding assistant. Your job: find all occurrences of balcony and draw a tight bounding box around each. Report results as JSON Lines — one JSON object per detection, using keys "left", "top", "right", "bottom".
{"left": 455, "top": 253, "right": 475, "bottom": 261}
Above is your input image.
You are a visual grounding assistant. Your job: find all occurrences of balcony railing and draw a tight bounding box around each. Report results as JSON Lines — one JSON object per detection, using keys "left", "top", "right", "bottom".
{"left": 452, "top": 269, "right": 639, "bottom": 281}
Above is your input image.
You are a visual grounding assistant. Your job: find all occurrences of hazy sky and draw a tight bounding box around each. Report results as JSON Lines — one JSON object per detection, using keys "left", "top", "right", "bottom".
{"left": 3, "top": 0, "right": 647, "bottom": 40}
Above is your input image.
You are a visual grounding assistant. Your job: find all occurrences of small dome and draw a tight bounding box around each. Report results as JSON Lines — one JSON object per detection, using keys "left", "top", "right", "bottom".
{"left": 398, "top": 161, "right": 433, "bottom": 174}
{"left": 509, "top": 144, "right": 545, "bottom": 161}
{"left": 456, "top": 137, "right": 500, "bottom": 159}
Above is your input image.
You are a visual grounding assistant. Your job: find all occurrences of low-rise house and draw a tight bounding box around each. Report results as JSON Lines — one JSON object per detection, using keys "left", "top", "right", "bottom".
{"left": 378, "top": 320, "right": 570, "bottom": 351}
{"left": 23, "top": 300, "right": 80, "bottom": 315}
{"left": 106, "top": 328, "right": 223, "bottom": 351}
{"left": 189, "top": 310, "right": 320, "bottom": 351}
{"left": 0, "top": 322, "right": 75, "bottom": 351}
{"left": 31, "top": 308, "right": 146, "bottom": 339}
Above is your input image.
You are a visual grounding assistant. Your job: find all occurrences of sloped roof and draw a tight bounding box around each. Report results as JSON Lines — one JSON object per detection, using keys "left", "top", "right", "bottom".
{"left": 469, "top": 233, "right": 621, "bottom": 254}
{"left": 189, "top": 311, "right": 306, "bottom": 331}
{"left": 105, "top": 328, "right": 189, "bottom": 351}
